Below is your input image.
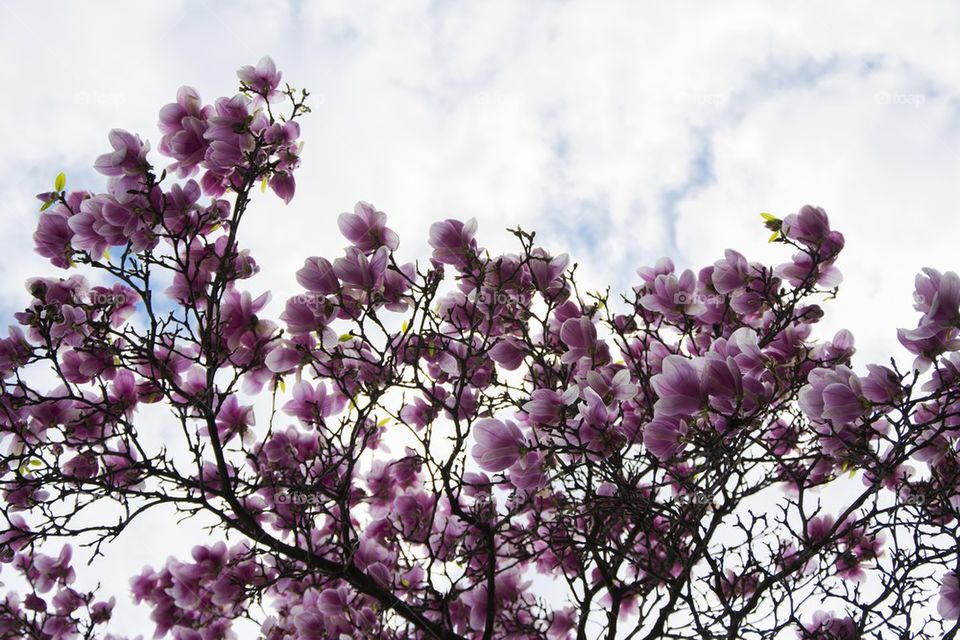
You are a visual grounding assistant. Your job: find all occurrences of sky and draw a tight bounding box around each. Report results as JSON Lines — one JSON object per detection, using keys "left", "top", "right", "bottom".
{"left": 1, "top": 0, "right": 959, "bottom": 636}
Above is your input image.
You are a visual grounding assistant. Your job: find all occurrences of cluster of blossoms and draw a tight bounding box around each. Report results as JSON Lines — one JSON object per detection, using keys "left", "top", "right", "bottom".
{"left": 34, "top": 56, "right": 304, "bottom": 273}
{"left": 0, "top": 526, "right": 115, "bottom": 639}
{"left": 4, "top": 59, "right": 960, "bottom": 640}
{"left": 897, "top": 268, "right": 960, "bottom": 371}
{"left": 130, "top": 542, "right": 268, "bottom": 638}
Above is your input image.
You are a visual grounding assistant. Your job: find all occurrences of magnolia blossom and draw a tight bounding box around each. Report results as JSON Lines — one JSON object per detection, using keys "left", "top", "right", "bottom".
{"left": 338, "top": 201, "right": 400, "bottom": 253}
{"left": 639, "top": 268, "right": 706, "bottom": 318}
{"left": 940, "top": 571, "right": 960, "bottom": 620}
{"left": 650, "top": 355, "right": 703, "bottom": 417}
{"left": 93, "top": 129, "right": 149, "bottom": 178}
{"left": 428, "top": 218, "right": 478, "bottom": 268}
{"left": 898, "top": 268, "right": 960, "bottom": 371}
{"left": 471, "top": 418, "right": 525, "bottom": 472}
{"left": 798, "top": 366, "right": 870, "bottom": 425}
{"left": 643, "top": 415, "right": 688, "bottom": 460}
{"left": 781, "top": 205, "right": 845, "bottom": 257}
{"left": 158, "top": 85, "right": 210, "bottom": 176}
{"left": 559, "top": 316, "right": 599, "bottom": 365}
{"left": 800, "top": 611, "right": 858, "bottom": 639}
{"left": 282, "top": 381, "right": 345, "bottom": 427}
{"left": 237, "top": 55, "right": 283, "bottom": 101}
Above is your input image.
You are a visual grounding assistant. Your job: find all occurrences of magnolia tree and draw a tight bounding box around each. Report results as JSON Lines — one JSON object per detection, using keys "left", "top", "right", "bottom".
{"left": 2, "top": 58, "right": 960, "bottom": 640}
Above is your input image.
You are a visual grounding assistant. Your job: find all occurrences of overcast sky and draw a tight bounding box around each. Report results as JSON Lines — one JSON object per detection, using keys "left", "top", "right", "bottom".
{"left": 1, "top": 1, "right": 959, "bottom": 636}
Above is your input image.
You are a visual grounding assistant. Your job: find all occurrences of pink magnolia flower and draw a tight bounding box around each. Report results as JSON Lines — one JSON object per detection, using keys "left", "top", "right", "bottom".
{"left": 940, "top": 571, "right": 960, "bottom": 619}
{"left": 489, "top": 336, "right": 526, "bottom": 370}
{"left": 650, "top": 355, "right": 703, "bottom": 417}
{"left": 237, "top": 56, "right": 282, "bottom": 101}
{"left": 62, "top": 453, "right": 99, "bottom": 479}
{"left": 282, "top": 381, "right": 345, "bottom": 427}
{"left": 639, "top": 269, "right": 706, "bottom": 318}
{"left": 220, "top": 287, "right": 271, "bottom": 350}
{"left": 49, "top": 305, "right": 87, "bottom": 348}
{"left": 64, "top": 197, "right": 109, "bottom": 257}
{"left": 0, "top": 514, "right": 32, "bottom": 552}
{"left": 89, "top": 597, "right": 115, "bottom": 624}
{"left": 913, "top": 268, "right": 960, "bottom": 326}
{"left": 577, "top": 386, "right": 612, "bottom": 427}
{"left": 158, "top": 86, "right": 210, "bottom": 177}
{"left": 296, "top": 256, "right": 340, "bottom": 294}
{"left": 781, "top": 204, "right": 845, "bottom": 258}
{"left": 585, "top": 368, "right": 637, "bottom": 404}
{"left": 897, "top": 323, "right": 960, "bottom": 372}
{"left": 264, "top": 335, "right": 317, "bottom": 374}
{"left": 547, "top": 607, "right": 576, "bottom": 639}
{"left": 508, "top": 450, "right": 547, "bottom": 492}
{"left": 471, "top": 418, "right": 525, "bottom": 472}
{"left": 712, "top": 249, "right": 752, "bottom": 294}
{"left": 400, "top": 396, "right": 440, "bottom": 431}
{"left": 33, "top": 546, "right": 76, "bottom": 593}
{"left": 93, "top": 129, "right": 149, "bottom": 177}
{"left": 528, "top": 248, "right": 569, "bottom": 294}
{"left": 201, "top": 94, "right": 266, "bottom": 195}
{"left": 108, "top": 369, "right": 139, "bottom": 417}
{"left": 280, "top": 294, "right": 335, "bottom": 335}
{"left": 776, "top": 251, "right": 843, "bottom": 288}
{"left": 393, "top": 491, "right": 435, "bottom": 543}
{"left": 700, "top": 353, "right": 747, "bottom": 415}
{"left": 382, "top": 261, "right": 416, "bottom": 311}
{"left": 89, "top": 283, "right": 138, "bottom": 327}
{"left": 523, "top": 387, "right": 578, "bottom": 425}
{"left": 643, "top": 415, "right": 688, "bottom": 460}
{"left": 214, "top": 395, "right": 256, "bottom": 444}
{"left": 338, "top": 201, "right": 400, "bottom": 253}
{"left": 333, "top": 246, "right": 389, "bottom": 292}
{"left": 52, "top": 587, "right": 84, "bottom": 614}
{"left": 428, "top": 218, "right": 478, "bottom": 269}
{"left": 102, "top": 442, "right": 143, "bottom": 489}
{"left": 33, "top": 208, "right": 74, "bottom": 269}
{"left": 460, "top": 570, "right": 532, "bottom": 633}
{"left": 636, "top": 257, "right": 675, "bottom": 288}
{"left": 798, "top": 366, "right": 869, "bottom": 425}
{"left": 800, "top": 611, "right": 858, "bottom": 639}
{"left": 559, "top": 316, "right": 598, "bottom": 365}
{"left": 898, "top": 268, "right": 960, "bottom": 371}
{"left": 805, "top": 514, "right": 837, "bottom": 545}
{"left": 269, "top": 170, "right": 296, "bottom": 204}
{"left": 860, "top": 364, "right": 903, "bottom": 403}
{"left": 0, "top": 327, "right": 31, "bottom": 378}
